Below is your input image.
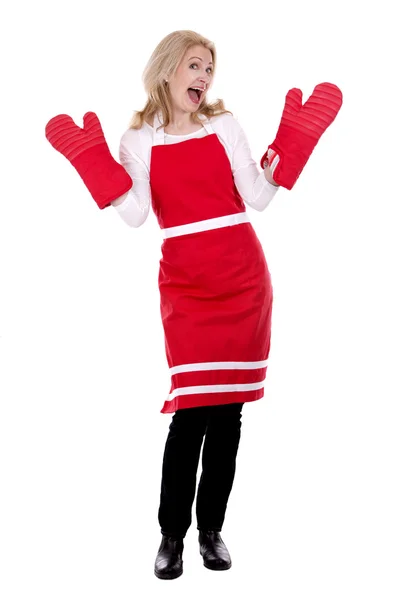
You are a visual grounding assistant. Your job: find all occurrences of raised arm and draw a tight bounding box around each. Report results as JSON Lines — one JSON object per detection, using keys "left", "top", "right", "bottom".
{"left": 230, "top": 116, "right": 280, "bottom": 212}
{"left": 110, "top": 134, "right": 152, "bottom": 228}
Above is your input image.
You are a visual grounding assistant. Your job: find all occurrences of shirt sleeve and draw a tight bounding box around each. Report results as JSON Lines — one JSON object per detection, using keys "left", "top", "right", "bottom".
{"left": 111, "top": 134, "right": 151, "bottom": 228}
{"left": 230, "top": 116, "right": 279, "bottom": 212}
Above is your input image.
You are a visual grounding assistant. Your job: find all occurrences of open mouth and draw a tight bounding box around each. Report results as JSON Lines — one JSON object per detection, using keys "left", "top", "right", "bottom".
{"left": 187, "top": 88, "right": 203, "bottom": 104}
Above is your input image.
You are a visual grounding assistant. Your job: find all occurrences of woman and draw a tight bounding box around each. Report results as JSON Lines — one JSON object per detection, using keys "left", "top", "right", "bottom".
{"left": 45, "top": 30, "right": 342, "bottom": 580}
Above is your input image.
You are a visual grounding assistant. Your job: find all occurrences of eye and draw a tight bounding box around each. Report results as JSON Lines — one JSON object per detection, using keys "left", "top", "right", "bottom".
{"left": 190, "top": 63, "right": 213, "bottom": 75}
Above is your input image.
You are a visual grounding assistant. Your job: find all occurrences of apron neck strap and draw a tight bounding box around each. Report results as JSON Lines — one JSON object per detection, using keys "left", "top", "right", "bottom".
{"left": 152, "top": 111, "right": 214, "bottom": 145}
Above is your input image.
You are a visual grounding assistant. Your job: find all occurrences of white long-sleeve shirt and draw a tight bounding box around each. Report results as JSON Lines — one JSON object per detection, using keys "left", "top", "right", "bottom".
{"left": 112, "top": 112, "right": 279, "bottom": 228}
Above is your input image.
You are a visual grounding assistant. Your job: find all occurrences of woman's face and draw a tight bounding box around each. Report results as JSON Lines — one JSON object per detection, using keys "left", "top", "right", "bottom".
{"left": 168, "top": 45, "right": 214, "bottom": 114}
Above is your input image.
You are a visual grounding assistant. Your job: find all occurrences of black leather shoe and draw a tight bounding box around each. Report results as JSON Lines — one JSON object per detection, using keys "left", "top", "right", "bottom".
{"left": 199, "top": 530, "right": 232, "bottom": 570}
{"left": 154, "top": 534, "right": 184, "bottom": 579}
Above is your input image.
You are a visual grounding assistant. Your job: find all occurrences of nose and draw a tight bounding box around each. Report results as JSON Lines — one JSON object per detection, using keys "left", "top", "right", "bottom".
{"left": 198, "top": 74, "right": 211, "bottom": 87}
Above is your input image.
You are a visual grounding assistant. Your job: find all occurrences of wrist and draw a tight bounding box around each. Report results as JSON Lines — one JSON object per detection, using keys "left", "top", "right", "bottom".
{"left": 264, "top": 165, "right": 279, "bottom": 186}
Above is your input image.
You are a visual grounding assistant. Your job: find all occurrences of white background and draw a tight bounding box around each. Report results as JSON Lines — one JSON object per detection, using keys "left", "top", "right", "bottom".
{"left": 1, "top": 0, "right": 399, "bottom": 598}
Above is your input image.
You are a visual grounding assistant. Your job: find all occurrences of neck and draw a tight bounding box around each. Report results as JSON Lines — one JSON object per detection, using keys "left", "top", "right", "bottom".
{"left": 169, "top": 106, "right": 197, "bottom": 129}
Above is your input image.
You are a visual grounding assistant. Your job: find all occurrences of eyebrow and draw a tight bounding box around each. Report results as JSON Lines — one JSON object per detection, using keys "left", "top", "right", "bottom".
{"left": 188, "top": 56, "right": 213, "bottom": 65}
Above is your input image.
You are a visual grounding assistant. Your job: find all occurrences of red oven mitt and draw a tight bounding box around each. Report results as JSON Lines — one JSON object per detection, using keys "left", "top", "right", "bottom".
{"left": 45, "top": 112, "right": 133, "bottom": 209}
{"left": 260, "top": 82, "right": 343, "bottom": 190}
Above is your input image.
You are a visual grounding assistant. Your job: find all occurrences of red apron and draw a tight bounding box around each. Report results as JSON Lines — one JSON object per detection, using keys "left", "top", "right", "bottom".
{"left": 149, "top": 111, "right": 273, "bottom": 414}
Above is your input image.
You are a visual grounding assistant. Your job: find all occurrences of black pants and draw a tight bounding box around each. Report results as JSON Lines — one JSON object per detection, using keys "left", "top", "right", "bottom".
{"left": 158, "top": 402, "right": 244, "bottom": 539}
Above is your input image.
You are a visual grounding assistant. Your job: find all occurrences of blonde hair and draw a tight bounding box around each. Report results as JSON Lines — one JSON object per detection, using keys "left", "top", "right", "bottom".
{"left": 128, "top": 30, "right": 233, "bottom": 131}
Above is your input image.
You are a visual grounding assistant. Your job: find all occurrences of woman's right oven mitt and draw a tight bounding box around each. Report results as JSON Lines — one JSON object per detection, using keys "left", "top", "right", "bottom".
{"left": 45, "top": 112, "right": 132, "bottom": 209}
{"left": 260, "top": 82, "right": 343, "bottom": 189}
